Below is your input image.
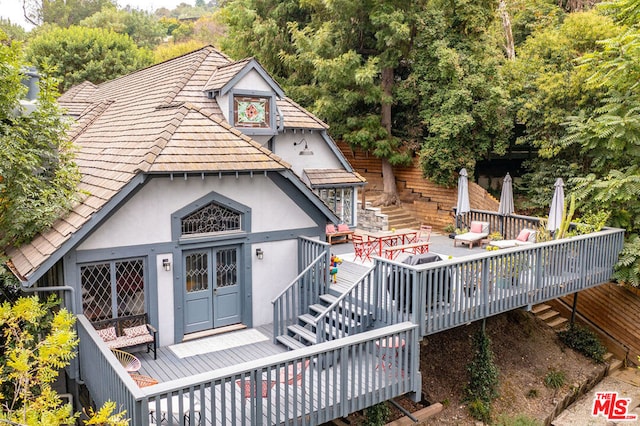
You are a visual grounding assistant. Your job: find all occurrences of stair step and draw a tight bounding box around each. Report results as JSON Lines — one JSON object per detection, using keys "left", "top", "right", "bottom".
{"left": 537, "top": 310, "right": 560, "bottom": 322}
{"left": 548, "top": 316, "right": 568, "bottom": 330}
{"left": 531, "top": 304, "right": 551, "bottom": 315}
{"left": 299, "top": 313, "right": 318, "bottom": 327}
{"left": 607, "top": 358, "right": 624, "bottom": 375}
{"left": 309, "top": 304, "right": 326, "bottom": 315}
{"left": 320, "top": 294, "right": 338, "bottom": 304}
{"left": 603, "top": 352, "right": 614, "bottom": 362}
{"left": 276, "top": 334, "right": 308, "bottom": 350}
{"left": 288, "top": 324, "right": 317, "bottom": 344}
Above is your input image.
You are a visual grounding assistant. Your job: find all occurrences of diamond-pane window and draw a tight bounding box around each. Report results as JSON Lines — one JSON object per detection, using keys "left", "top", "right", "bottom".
{"left": 185, "top": 252, "right": 208, "bottom": 292}
{"left": 181, "top": 202, "right": 241, "bottom": 236}
{"left": 216, "top": 249, "right": 237, "bottom": 288}
{"left": 81, "top": 258, "right": 145, "bottom": 322}
{"left": 81, "top": 263, "right": 112, "bottom": 322}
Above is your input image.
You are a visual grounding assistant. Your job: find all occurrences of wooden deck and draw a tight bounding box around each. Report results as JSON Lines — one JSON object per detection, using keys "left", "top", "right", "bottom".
{"left": 134, "top": 324, "right": 286, "bottom": 382}
{"left": 133, "top": 261, "right": 372, "bottom": 382}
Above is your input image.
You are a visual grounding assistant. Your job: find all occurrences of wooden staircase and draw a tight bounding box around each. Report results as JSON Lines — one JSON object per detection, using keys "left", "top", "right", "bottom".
{"left": 337, "top": 141, "right": 500, "bottom": 231}
{"left": 380, "top": 205, "right": 421, "bottom": 230}
{"left": 276, "top": 291, "right": 373, "bottom": 351}
{"left": 531, "top": 303, "right": 624, "bottom": 375}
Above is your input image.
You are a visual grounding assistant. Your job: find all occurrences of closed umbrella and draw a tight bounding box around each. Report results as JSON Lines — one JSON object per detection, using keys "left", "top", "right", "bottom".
{"left": 497, "top": 173, "right": 514, "bottom": 216}
{"left": 456, "top": 168, "right": 470, "bottom": 216}
{"left": 547, "top": 178, "right": 565, "bottom": 232}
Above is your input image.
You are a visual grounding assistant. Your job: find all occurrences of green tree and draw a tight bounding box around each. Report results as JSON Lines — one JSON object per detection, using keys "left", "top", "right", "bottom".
{"left": 411, "top": 0, "right": 513, "bottom": 186}
{"left": 562, "top": 0, "right": 640, "bottom": 285}
{"left": 0, "top": 33, "right": 80, "bottom": 250}
{"left": 22, "top": 0, "right": 116, "bottom": 27}
{"left": 0, "top": 295, "right": 129, "bottom": 425}
{"left": 79, "top": 5, "right": 166, "bottom": 49}
{"left": 0, "top": 18, "right": 27, "bottom": 42}
{"left": 25, "top": 25, "right": 153, "bottom": 92}
{"left": 221, "top": 0, "right": 424, "bottom": 205}
{"left": 504, "top": 9, "right": 620, "bottom": 212}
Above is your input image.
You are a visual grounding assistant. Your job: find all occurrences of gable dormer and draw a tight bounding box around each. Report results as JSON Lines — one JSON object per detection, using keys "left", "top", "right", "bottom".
{"left": 203, "top": 58, "right": 285, "bottom": 136}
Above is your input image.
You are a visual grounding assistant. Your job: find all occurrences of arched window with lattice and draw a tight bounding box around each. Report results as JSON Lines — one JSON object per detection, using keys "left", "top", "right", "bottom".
{"left": 181, "top": 201, "right": 241, "bottom": 237}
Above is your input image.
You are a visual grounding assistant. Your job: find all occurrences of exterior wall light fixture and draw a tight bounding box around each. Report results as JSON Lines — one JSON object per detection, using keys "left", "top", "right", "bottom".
{"left": 162, "top": 258, "right": 171, "bottom": 271}
{"left": 256, "top": 248, "right": 264, "bottom": 259}
{"left": 294, "top": 138, "right": 314, "bottom": 156}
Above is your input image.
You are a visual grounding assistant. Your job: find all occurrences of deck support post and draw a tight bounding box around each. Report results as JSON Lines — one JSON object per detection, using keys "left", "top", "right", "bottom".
{"left": 570, "top": 292, "right": 578, "bottom": 326}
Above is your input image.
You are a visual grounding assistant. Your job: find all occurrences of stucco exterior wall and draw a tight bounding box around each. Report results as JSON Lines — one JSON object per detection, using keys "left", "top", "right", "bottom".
{"left": 78, "top": 174, "right": 316, "bottom": 250}
{"left": 273, "top": 132, "right": 343, "bottom": 176}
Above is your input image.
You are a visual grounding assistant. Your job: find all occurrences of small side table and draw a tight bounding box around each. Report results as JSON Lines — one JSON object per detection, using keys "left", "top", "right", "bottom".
{"left": 480, "top": 238, "right": 491, "bottom": 248}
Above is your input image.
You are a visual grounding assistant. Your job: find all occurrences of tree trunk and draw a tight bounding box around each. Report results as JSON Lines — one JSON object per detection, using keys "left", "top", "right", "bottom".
{"left": 499, "top": 0, "right": 515, "bottom": 60}
{"left": 372, "top": 67, "right": 400, "bottom": 207}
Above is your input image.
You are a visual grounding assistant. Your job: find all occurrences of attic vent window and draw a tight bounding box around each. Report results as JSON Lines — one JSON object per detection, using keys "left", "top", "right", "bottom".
{"left": 181, "top": 202, "right": 241, "bottom": 236}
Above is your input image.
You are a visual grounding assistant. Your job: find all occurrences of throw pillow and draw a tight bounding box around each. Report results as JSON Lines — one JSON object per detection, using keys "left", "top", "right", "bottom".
{"left": 124, "top": 325, "right": 149, "bottom": 338}
{"left": 97, "top": 326, "right": 117, "bottom": 342}
{"left": 470, "top": 222, "right": 483, "bottom": 233}
{"left": 516, "top": 229, "right": 531, "bottom": 242}
{"left": 337, "top": 224, "right": 350, "bottom": 232}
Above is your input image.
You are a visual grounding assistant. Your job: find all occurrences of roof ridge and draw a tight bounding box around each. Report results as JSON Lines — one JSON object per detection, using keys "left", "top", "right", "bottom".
{"left": 160, "top": 49, "right": 212, "bottom": 106}
{"left": 68, "top": 99, "right": 115, "bottom": 141}
{"left": 135, "top": 103, "right": 190, "bottom": 173}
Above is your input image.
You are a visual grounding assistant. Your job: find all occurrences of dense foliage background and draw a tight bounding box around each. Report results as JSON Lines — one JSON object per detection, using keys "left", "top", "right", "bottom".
{"left": 2, "top": 0, "right": 640, "bottom": 285}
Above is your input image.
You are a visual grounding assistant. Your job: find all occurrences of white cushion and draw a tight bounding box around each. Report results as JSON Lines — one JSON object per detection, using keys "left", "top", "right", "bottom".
{"left": 455, "top": 232, "right": 489, "bottom": 242}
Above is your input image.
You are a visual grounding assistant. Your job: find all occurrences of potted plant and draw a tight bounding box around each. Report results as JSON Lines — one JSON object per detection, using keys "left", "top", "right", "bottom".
{"left": 444, "top": 223, "right": 456, "bottom": 239}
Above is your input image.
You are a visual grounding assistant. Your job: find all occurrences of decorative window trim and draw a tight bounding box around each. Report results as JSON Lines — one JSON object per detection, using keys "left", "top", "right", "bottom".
{"left": 234, "top": 96, "right": 270, "bottom": 128}
{"left": 171, "top": 191, "right": 251, "bottom": 242}
{"left": 227, "top": 89, "right": 277, "bottom": 136}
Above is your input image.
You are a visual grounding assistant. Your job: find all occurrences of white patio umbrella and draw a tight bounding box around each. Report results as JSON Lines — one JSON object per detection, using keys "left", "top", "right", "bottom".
{"left": 456, "top": 168, "right": 470, "bottom": 216}
{"left": 497, "top": 173, "right": 514, "bottom": 216}
{"left": 547, "top": 178, "right": 565, "bottom": 232}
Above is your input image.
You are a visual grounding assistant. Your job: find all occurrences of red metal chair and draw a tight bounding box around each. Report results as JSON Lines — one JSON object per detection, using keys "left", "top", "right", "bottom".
{"left": 352, "top": 234, "right": 374, "bottom": 262}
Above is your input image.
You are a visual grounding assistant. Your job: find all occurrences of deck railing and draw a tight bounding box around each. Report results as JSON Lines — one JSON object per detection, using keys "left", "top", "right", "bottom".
{"left": 455, "top": 209, "right": 541, "bottom": 239}
{"left": 375, "top": 226, "right": 624, "bottom": 336}
{"left": 313, "top": 267, "right": 376, "bottom": 343}
{"left": 77, "top": 316, "right": 420, "bottom": 425}
{"left": 273, "top": 237, "right": 331, "bottom": 343}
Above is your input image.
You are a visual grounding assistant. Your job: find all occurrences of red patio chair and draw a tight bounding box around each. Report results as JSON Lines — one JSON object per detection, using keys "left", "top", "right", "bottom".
{"left": 352, "top": 234, "right": 374, "bottom": 262}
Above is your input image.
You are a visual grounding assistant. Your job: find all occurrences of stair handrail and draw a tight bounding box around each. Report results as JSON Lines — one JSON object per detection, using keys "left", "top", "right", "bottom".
{"left": 272, "top": 252, "right": 328, "bottom": 343}
{"left": 313, "top": 267, "right": 376, "bottom": 344}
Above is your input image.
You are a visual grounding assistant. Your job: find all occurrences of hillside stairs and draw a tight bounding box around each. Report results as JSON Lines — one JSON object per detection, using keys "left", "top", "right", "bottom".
{"left": 531, "top": 303, "right": 624, "bottom": 376}
{"left": 337, "top": 141, "right": 499, "bottom": 231}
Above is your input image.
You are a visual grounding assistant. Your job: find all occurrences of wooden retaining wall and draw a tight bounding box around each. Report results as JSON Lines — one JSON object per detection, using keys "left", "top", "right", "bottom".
{"left": 554, "top": 283, "right": 640, "bottom": 365}
{"left": 337, "top": 141, "right": 499, "bottom": 230}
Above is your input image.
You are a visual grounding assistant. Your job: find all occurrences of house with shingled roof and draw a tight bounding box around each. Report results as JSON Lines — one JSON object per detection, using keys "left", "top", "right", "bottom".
{"left": 6, "top": 46, "right": 365, "bottom": 340}
{"left": 3, "top": 45, "right": 627, "bottom": 425}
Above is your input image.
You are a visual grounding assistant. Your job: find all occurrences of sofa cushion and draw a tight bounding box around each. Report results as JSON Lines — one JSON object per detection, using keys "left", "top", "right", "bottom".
{"left": 97, "top": 326, "right": 117, "bottom": 342}
{"left": 337, "top": 224, "right": 351, "bottom": 232}
{"left": 124, "top": 324, "right": 149, "bottom": 338}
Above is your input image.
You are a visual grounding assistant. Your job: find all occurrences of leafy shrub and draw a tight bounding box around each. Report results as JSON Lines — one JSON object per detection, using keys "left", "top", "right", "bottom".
{"left": 467, "top": 398, "right": 492, "bottom": 423}
{"left": 558, "top": 325, "right": 607, "bottom": 363}
{"left": 544, "top": 369, "right": 566, "bottom": 389}
{"left": 464, "top": 329, "right": 499, "bottom": 421}
{"left": 364, "top": 402, "right": 390, "bottom": 426}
